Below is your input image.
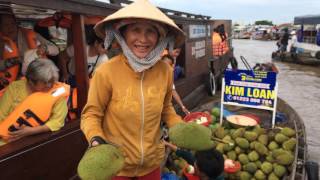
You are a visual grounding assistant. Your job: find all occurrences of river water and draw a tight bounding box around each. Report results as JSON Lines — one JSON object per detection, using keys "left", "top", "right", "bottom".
{"left": 233, "top": 39, "right": 320, "bottom": 163}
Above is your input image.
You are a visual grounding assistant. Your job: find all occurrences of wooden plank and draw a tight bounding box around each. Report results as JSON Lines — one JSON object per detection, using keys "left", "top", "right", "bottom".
{"left": 72, "top": 14, "right": 89, "bottom": 115}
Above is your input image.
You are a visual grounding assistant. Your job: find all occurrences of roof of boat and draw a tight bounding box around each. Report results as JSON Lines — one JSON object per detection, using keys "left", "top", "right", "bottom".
{"left": 294, "top": 14, "right": 320, "bottom": 25}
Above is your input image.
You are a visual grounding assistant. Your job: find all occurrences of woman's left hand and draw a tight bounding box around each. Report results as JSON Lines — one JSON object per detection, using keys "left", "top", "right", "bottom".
{"left": 7, "top": 125, "right": 34, "bottom": 142}
{"left": 181, "top": 106, "right": 190, "bottom": 115}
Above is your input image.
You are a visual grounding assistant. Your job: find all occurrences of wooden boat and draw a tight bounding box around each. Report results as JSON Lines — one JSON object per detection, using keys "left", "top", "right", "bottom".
{"left": 192, "top": 95, "right": 307, "bottom": 180}
{"left": 0, "top": 0, "right": 233, "bottom": 179}
{"left": 272, "top": 51, "right": 320, "bottom": 65}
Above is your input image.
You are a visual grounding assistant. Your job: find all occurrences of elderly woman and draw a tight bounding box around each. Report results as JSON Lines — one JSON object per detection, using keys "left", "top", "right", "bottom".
{"left": 0, "top": 59, "right": 68, "bottom": 144}
{"left": 79, "top": 0, "right": 213, "bottom": 179}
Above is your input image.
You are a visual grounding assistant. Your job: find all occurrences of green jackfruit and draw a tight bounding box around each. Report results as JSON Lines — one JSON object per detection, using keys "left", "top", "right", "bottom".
{"left": 268, "top": 131, "right": 276, "bottom": 141}
{"left": 240, "top": 171, "right": 252, "bottom": 180}
{"left": 268, "top": 141, "right": 279, "bottom": 151}
{"left": 227, "top": 151, "right": 237, "bottom": 160}
{"left": 261, "top": 162, "right": 273, "bottom": 174}
{"left": 250, "top": 141, "right": 257, "bottom": 149}
{"left": 280, "top": 127, "right": 296, "bottom": 137}
{"left": 273, "top": 164, "right": 287, "bottom": 177}
{"left": 78, "top": 144, "right": 124, "bottom": 180}
{"left": 275, "top": 151, "right": 294, "bottom": 165}
{"left": 268, "top": 172, "right": 279, "bottom": 180}
{"left": 214, "top": 127, "right": 226, "bottom": 139}
{"left": 243, "top": 162, "right": 257, "bottom": 173}
{"left": 248, "top": 151, "right": 259, "bottom": 162}
{"left": 282, "top": 138, "right": 297, "bottom": 151}
{"left": 236, "top": 137, "right": 250, "bottom": 149}
{"left": 274, "top": 133, "right": 289, "bottom": 144}
{"left": 211, "top": 107, "right": 220, "bottom": 117}
{"left": 235, "top": 146, "right": 244, "bottom": 154}
{"left": 271, "top": 149, "right": 286, "bottom": 158}
{"left": 216, "top": 143, "right": 225, "bottom": 154}
{"left": 258, "top": 134, "right": 268, "bottom": 145}
{"left": 254, "top": 170, "right": 266, "bottom": 180}
{"left": 232, "top": 128, "right": 246, "bottom": 139}
{"left": 169, "top": 122, "right": 214, "bottom": 150}
{"left": 253, "top": 125, "right": 266, "bottom": 135}
{"left": 266, "top": 154, "right": 275, "bottom": 163}
{"left": 224, "top": 140, "right": 235, "bottom": 151}
{"left": 254, "top": 142, "right": 268, "bottom": 156}
{"left": 244, "top": 131, "right": 258, "bottom": 142}
{"left": 238, "top": 154, "right": 249, "bottom": 165}
{"left": 255, "top": 160, "right": 262, "bottom": 168}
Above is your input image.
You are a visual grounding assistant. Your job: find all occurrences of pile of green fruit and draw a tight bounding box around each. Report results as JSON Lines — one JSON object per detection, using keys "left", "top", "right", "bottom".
{"left": 211, "top": 123, "right": 297, "bottom": 180}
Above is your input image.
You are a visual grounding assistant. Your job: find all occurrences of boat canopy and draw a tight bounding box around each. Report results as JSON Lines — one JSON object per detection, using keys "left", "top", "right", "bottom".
{"left": 294, "top": 14, "right": 320, "bottom": 25}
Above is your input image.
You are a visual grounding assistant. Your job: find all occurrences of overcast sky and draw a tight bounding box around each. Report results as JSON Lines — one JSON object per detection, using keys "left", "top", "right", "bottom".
{"left": 152, "top": 0, "right": 320, "bottom": 25}
{"left": 97, "top": 0, "right": 320, "bottom": 25}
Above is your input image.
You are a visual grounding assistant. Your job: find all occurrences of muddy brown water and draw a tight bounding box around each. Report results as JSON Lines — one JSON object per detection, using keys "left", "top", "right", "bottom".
{"left": 233, "top": 39, "right": 320, "bottom": 163}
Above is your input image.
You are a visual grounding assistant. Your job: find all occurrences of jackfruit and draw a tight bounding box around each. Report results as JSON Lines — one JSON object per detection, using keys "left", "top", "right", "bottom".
{"left": 250, "top": 141, "right": 257, "bottom": 149}
{"left": 254, "top": 142, "right": 268, "bottom": 156}
{"left": 214, "top": 127, "right": 226, "bottom": 139}
{"left": 275, "top": 151, "right": 294, "bottom": 165}
{"left": 273, "top": 164, "right": 286, "bottom": 177}
{"left": 216, "top": 143, "right": 225, "bottom": 154}
{"left": 238, "top": 154, "right": 249, "bottom": 165}
{"left": 255, "top": 160, "right": 262, "bottom": 168}
{"left": 254, "top": 170, "right": 266, "bottom": 180}
{"left": 169, "top": 122, "right": 214, "bottom": 150}
{"left": 268, "top": 172, "right": 279, "bottom": 180}
{"left": 227, "top": 151, "right": 237, "bottom": 160}
{"left": 239, "top": 171, "right": 252, "bottom": 180}
{"left": 223, "top": 139, "right": 235, "bottom": 151}
{"left": 232, "top": 128, "right": 246, "bottom": 139}
{"left": 235, "top": 146, "right": 244, "bottom": 154}
{"left": 257, "top": 134, "right": 268, "bottom": 145}
{"left": 266, "top": 154, "right": 275, "bottom": 163}
{"left": 268, "top": 141, "right": 279, "bottom": 151}
{"left": 211, "top": 107, "right": 220, "bottom": 117}
{"left": 244, "top": 131, "right": 258, "bottom": 142}
{"left": 271, "top": 149, "right": 286, "bottom": 158}
{"left": 248, "top": 151, "right": 259, "bottom": 161}
{"left": 261, "top": 162, "right": 273, "bottom": 174}
{"left": 280, "top": 127, "right": 295, "bottom": 137}
{"left": 77, "top": 144, "right": 124, "bottom": 180}
{"left": 274, "top": 133, "right": 289, "bottom": 144}
{"left": 243, "top": 162, "right": 257, "bottom": 173}
{"left": 235, "top": 137, "right": 250, "bottom": 149}
{"left": 253, "top": 125, "right": 266, "bottom": 135}
{"left": 267, "top": 131, "right": 276, "bottom": 141}
{"left": 282, "top": 138, "right": 297, "bottom": 151}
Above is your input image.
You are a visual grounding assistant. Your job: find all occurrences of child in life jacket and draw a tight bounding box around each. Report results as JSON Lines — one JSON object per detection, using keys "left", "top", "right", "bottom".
{"left": 163, "top": 140, "right": 224, "bottom": 180}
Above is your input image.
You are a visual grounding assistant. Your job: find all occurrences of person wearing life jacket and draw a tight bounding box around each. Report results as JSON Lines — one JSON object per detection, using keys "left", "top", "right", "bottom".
{"left": 0, "top": 32, "right": 20, "bottom": 94}
{"left": 0, "top": 13, "right": 59, "bottom": 73}
{"left": 212, "top": 24, "right": 229, "bottom": 58}
{"left": 0, "top": 59, "right": 68, "bottom": 145}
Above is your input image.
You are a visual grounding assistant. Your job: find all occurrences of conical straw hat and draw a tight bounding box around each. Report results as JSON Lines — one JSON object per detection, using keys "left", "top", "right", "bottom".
{"left": 95, "top": 0, "right": 185, "bottom": 47}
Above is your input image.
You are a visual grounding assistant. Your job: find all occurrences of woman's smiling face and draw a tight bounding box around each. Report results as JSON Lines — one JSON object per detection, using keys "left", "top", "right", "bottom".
{"left": 124, "top": 22, "right": 159, "bottom": 59}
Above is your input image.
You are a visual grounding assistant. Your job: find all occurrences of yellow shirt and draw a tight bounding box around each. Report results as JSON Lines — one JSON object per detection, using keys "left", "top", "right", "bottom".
{"left": 81, "top": 54, "right": 183, "bottom": 177}
{"left": 0, "top": 79, "right": 68, "bottom": 132}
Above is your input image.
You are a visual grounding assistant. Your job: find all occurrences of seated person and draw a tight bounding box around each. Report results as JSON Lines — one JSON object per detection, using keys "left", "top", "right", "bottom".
{"left": 163, "top": 140, "right": 224, "bottom": 180}
{"left": 58, "top": 28, "right": 108, "bottom": 87}
{"left": 0, "top": 59, "right": 68, "bottom": 145}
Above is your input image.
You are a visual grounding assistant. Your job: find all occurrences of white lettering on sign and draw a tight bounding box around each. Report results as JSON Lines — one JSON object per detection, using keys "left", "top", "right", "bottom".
{"left": 191, "top": 40, "right": 206, "bottom": 59}
{"left": 189, "top": 25, "right": 207, "bottom": 39}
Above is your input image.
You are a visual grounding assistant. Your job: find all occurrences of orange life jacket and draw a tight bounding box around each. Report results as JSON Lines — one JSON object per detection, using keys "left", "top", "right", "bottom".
{"left": 67, "top": 87, "right": 78, "bottom": 121}
{"left": 212, "top": 32, "right": 229, "bottom": 56}
{"left": 0, "top": 33, "right": 20, "bottom": 97}
{"left": 0, "top": 82, "right": 70, "bottom": 139}
{"left": 21, "top": 28, "right": 38, "bottom": 49}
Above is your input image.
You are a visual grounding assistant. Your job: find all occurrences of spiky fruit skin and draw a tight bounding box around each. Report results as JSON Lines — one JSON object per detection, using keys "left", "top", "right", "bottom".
{"left": 169, "top": 122, "right": 214, "bottom": 150}
{"left": 78, "top": 144, "right": 124, "bottom": 180}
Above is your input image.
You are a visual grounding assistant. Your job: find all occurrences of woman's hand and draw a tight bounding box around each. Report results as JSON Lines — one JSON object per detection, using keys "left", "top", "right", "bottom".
{"left": 162, "top": 140, "right": 178, "bottom": 151}
{"left": 181, "top": 106, "right": 190, "bottom": 115}
{"left": 7, "top": 125, "right": 35, "bottom": 142}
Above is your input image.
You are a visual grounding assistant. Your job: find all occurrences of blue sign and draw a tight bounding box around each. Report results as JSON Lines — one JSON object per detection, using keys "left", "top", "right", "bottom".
{"left": 223, "top": 69, "right": 277, "bottom": 108}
